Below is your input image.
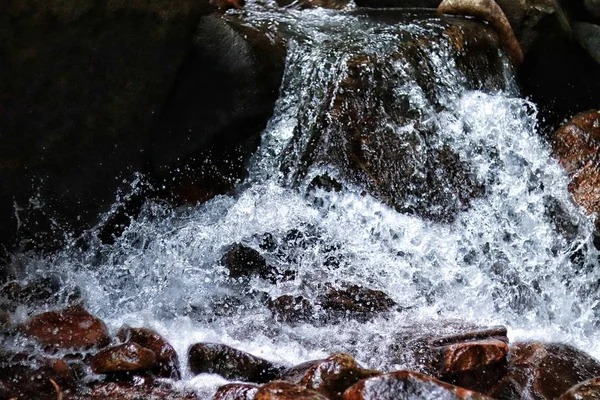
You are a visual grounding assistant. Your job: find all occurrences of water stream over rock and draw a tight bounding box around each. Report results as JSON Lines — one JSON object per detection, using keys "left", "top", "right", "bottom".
{"left": 4, "top": 5, "right": 600, "bottom": 398}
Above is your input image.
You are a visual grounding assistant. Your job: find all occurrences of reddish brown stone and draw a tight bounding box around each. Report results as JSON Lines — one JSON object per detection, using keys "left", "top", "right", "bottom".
{"left": 0, "top": 352, "right": 75, "bottom": 400}
{"left": 342, "top": 370, "right": 493, "bottom": 399}
{"left": 189, "top": 343, "right": 284, "bottom": 383}
{"left": 255, "top": 381, "right": 329, "bottom": 400}
{"left": 268, "top": 295, "right": 315, "bottom": 324}
{"left": 490, "top": 342, "right": 600, "bottom": 400}
{"left": 280, "top": 353, "right": 379, "bottom": 400}
{"left": 18, "top": 305, "right": 110, "bottom": 350}
{"left": 117, "top": 326, "right": 181, "bottom": 379}
{"left": 90, "top": 342, "right": 157, "bottom": 374}
{"left": 558, "top": 376, "right": 600, "bottom": 399}
{"left": 318, "top": 284, "right": 397, "bottom": 322}
{"left": 84, "top": 379, "right": 201, "bottom": 400}
{"left": 214, "top": 383, "right": 260, "bottom": 400}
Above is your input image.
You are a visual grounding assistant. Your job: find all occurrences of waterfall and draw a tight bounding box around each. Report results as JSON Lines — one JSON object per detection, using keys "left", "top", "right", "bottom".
{"left": 7, "top": 6, "right": 600, "bottom": 397}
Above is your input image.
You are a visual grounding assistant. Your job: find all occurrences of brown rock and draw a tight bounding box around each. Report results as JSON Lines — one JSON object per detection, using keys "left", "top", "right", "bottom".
{"left": 83, "top": 378, "right": 201, "bottom": 400}
{"left": 268, "top": 295, "right": 315, "bottom": 324}
{"left": 342, "top": 370, "right": 493, "bottom": 399}
{"left": 214, "top": 383, "right": 260, "bottom": 400}
{"left": 255, "top": 381, "right": 329, "bottom": 400}
{"left": 0, "top": 352, "right": 75, "bottom": 400}
{"left": 189, "top": 343, "right": 284, "bottom": 383}
{"left": 551, "top": 110, "right": 600, "bottom": 226}
{"left": 222, "top": 243, "right": 292, "bottom": 283}
{"left": 18, "top": 305, "right": 110, "bottom": 350}
{"left": 558, "top": 376, "right": 600, "bottom": 400}
{"left": 91, "top": 342, "right": 157, "bottom": 374}
{"left": 437, "top": 0, "right": 523, "bottom": 66}
{"left": 280, "top": 353, "right": 380, "bottom": 400}
{"left": 490, "top": 342, "right": 600, "bottom": 400}
{"left": 117, "top": 326, "right": 181, "bottom": 379}
{"left": 317, "top": 284, "right": 397, "bottom": 322}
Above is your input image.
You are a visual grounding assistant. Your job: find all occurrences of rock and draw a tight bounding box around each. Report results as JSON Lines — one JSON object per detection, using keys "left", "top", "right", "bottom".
{"left": 558, "top": 376, "right": 600, "bottom": 400}
{"left": 275, "top": 0, "right": 351, "bottom": 9}
{"left": 82, "top": 378, "right": 201, "bottom": 400}
{"left": 211, "top": 0, "right": 245, "bottom": 11}
{"left": 222, "top": 243, "right": 293, "bottom": 283}
{"left": 117, "top": 326, "right": 181, "bottom": 379}
{"left": 437, "top": 0, "right": 523, "bottom": 66}
{"left": 90, "top": 342, "right": 157, "bottom": 374}
{"left": 18, "top": 305, "right": 110, "bottom": 350}
{"left": 0, "top": 352, "right": 75, "bottom": 400}
{"left": 574, "top": 22, "right": 600, "bottom": 65}
{"left": 268, "top": 295, "right": 315, "bottom": 323}
{"left": 490, "top": 342, "right": 600, "bottom": 399}
{"left": 390, "top": 322, "right": 508, "bottom": 394}
{"left": 317, "top": 284, "right": 397, "bottom": 322}
{"left": 353, "top": 0, "right": 442, "bottom": 8}
{"left": 280, "top": 353, "right": 380, "bottom": 400}
{"left": 214, "top": 383, "right": 260, "bottom": 400}
{"left": 342, "top": 370, "right": 493, "bottom": 399}
{"left": 188, "top": 343, "right": 284, "bottom": 383}
{"left": 551, "top": 110, "right": 600, "bottom": 225}
{"left": 585, "top": 0, "right": 600, "bottom": 18}
{"left": 255, "top": 381, "right": 329, "bottom": 400}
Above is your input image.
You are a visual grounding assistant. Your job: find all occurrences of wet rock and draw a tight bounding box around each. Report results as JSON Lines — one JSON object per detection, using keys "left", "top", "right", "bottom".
{"left": 317, "top": 284, "right": 397, "bottom": 322}
{"left": 83, "top": 377, "right": 201, "bottom": 400}
{"left": 551, "top": 110, "right": 600, "bottom": 226}
{"left": 211, "top": 0, "right": 245, "bottom": 11}
{"left": 268, "top": 295, "right": 315, "bottom": 323}
{"left": 353, "top": 0, "right": 442, "bottom": 8}
{"left": 342, "top": 370, "right": 493, "bottom": 399}
{"left": 585, "top": 0, "right": 600, "bottom": 18}
{"left": 222, "top": 243, "right": 293, "bottom": 283}
{"left": 490, "top": 342, "right": 600, "bottom": 400}
{"left": 0, "top": 352, "right": 75, "bottom": 400}
{"left": 280, "top": 353, "right": 380, "bottom": 400}
{"left": 255, "top": 381, "right": 329, "bottom": 400}
{"left": 390, "top": 322, "right": 508, "bottom": 393}
{"left": 275, "top": 0, "right": 350, "bottom": 9}
{"left": 91, "top": 342, "right": 157, "bottom": 374}
{"left": 574, "top": 22, "right": 600, "bottom": 65}
{"left": 18, "top": 305, "right": 110, "bottom": 350}
{"left": 558, "top": 376, "right": 600, "bottom": 400}
{"left": 437, "top": 0, "right": 523, "bottom": 66}
{"left": 189, "top": 343, "right": 284, "bottom": 383}
{"left": 214, "top": 383, "right": 260, "bottom": 400}
{"left": 117, "top": 326, "right": 181, "bottom": 379}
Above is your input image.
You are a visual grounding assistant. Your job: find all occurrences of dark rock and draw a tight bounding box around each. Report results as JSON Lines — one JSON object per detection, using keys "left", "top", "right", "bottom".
{"left": 354, "top": 0, "right": 442, "bottom": 8}
{"left": 18, "top": 305, "right": 110, "bottom": 351}
{"left": 222, "top": 243, "right": 293, "bottom": 283}
{"left": 255, "top": 381, "right": 329, "bottom": 400}
{"left": 585, "top": 0, "right": 600, "bottom": 18}
{"left": 490, "top": 342, "right": 600, "bottom": 400}
{"left": 214, "top": 383, "right": 260, "bottom": 400}
{"left": 81, "top": 378, "right": 201, "bottom": 400}
{"left": 275, "top": 0, "right": 350, "bottom": 9}
{"left": 551, "top": 110, "right": 600, "bottom": 226}
{"left": 342, "top": 370, "right": 493, "bottom": 399}
{"left": 211, "top": 0, "right": 245, "bottom": 11}
{"left": 280, "top": 353, "right": 380, "bottom": 400}
{"left": 117, "top": 326, "right": 181, "bottom": 379}
{"left": 574, "top": 22, "right": 600, "bottom": 65}
{"left": 91, "top": 343, "right": 157, "bottom": 374}
{"left": 188, "top": 343, "right": 284, "bottom": 383}
{"left": 268, "top": 295, "right": 315, "bottom": 323}
{"left": 317, "top": 284, "right": 397, "bottom": 322}
{"left": 0, "top": 352, "right": 75, "bottom": 400}
{"left": 558, "top": 376, "right": 600, "bottom": 400}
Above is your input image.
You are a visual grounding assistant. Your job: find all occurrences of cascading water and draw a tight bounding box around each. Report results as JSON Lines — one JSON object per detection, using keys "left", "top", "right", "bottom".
{"left": 6, "top": 5, "right": 600, "bottom": 398}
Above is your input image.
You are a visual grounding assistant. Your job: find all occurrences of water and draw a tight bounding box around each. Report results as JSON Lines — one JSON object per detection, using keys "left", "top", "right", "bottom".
{"left": 5, "top": 5, "right": 600, "bottom": 398}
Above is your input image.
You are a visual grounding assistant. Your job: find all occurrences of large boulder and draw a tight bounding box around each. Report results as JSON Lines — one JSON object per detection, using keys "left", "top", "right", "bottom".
{"left": 0, "top": 2, "right": 286, "bottom": 255}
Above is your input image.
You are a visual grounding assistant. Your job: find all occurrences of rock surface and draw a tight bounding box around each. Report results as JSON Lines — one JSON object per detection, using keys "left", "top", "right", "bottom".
{"left": 90, "top": 342, "right": 157, "bottom": 374}
{"left": 255, "top": 381, "right": 330, "bottom": 400}
{"left": 342, "top": 370, "right": 493, "bottom": 399}
{"left": 117, "top": 326, "right": 181, "bottom": 379}
{"left": 214, "top": 383, "right": 260, "bottom": 400}
{"left": 490, "top": 342, "right": 600, "bottom": 399}
{"left": 81, "top": 378, "right": 201, "bottom": 400}
{"left": 268, "top": 295, "right": 315, "bottom": 323}
{"left": 558, "top": 376, "right": 600, "bottom": 400}
{"left": 189, "top": 343, "right": 284, "bottom": 383}
{"left": 317, "top": 284, "right": 397, "bottom": 322}
{"left": 18, "top": 305, "right": 110, "bottom": 350}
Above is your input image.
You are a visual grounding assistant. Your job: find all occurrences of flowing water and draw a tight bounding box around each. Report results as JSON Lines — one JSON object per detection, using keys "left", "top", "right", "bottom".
{"left": 5, "top": 5, "right": 600, "bottom": 397}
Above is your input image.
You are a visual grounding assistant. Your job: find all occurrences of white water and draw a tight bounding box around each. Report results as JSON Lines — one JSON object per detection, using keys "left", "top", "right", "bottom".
{"left": 8, "top": 6, "right": 600, "bottom": 398}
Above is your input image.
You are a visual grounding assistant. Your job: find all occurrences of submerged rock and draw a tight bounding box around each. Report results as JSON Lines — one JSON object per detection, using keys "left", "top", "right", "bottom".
{"left": 214, "top": 383, "right": 260, "bottom": 400}
{"left": 268, "top": 295, "right": 315, "bottom": 323}
{"left": 255, "top": 381, "right": 329, "bottom": 400}
{"left": 558, "top": 376, "right": 600, "bottom": 400}
{"left": 189, "top": 343, "right": 284, "bottom": 383}
{"left": 90, "top": 343, "right": 157, "bottom": 374}
{"left": 81, "top": 378, "right": 201, "bottom": 400}
{"left": 317, "top": 284, "right": 397, "bottom": 322}
{"left": 222, "top": 243, "right": 293, "bottom": 283}
{"left": 280, "top": 353, "right": 379, "bottom": 400}
{"left": 342, "top": 370, "right": 493, "bottom": 399}
{"left": 491, "top": 342, "right": 600, "bottom": 399}
{"left": 18, "top": 305, "right": 110, "bottom": 351}
{"left": 117, "top": 326, "right": 181, "bottom": 379}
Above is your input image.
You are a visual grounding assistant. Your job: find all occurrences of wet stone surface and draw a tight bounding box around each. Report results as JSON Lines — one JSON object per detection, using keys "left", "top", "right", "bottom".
{"left": 214, "top": 383, "right": 260, "bottom": 400}
{"left": 90, "top": 342, "right": 157, "bottom": 374}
